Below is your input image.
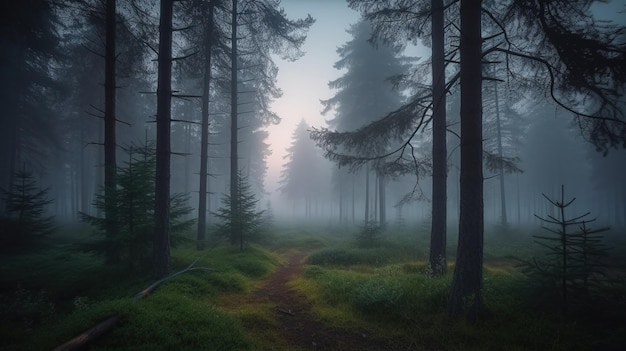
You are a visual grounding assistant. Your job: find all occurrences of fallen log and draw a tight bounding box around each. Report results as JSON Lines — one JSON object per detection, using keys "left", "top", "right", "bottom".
{"left": 134, "top": 259, "right": 200, "bottom": 300}
{"left": 52, "top": 316, "right": 119, "bottom": 351}
{"left": 52, "top": 259, "right": 215, "bottom": 350}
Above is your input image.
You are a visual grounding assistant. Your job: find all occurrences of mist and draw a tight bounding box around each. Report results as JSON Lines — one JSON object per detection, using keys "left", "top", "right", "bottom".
{"left": 2, "top": 0, "right": 626, "bottom": 350}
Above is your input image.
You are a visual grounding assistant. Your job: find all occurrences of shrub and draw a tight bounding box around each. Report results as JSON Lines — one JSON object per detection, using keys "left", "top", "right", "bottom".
{"left": 356, "top": 221, "right": 382, "bottom": 248}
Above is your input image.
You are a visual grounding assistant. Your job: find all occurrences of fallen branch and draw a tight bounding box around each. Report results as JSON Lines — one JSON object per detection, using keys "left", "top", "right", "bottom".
{"left": 277, "top": 308, "right": 295, "bottom": 316}
{"left": 134, "top": 259, "right": 208, "bottom": 299}
{"left": 52, "top": 316, "right": 119, "bottom": 351}
{"left": 53, "top": 260, "right": 216, "bottom": 350}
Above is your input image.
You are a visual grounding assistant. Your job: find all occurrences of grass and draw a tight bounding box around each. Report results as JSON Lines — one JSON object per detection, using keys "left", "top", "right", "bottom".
{"left": 286, "top": 225, "right": 626, "bottom": 350}
{"left": 1, "top": 222, "right": 624, "bottom": 350}
{"left": 292, "top": 262, "right": 604, "bottom": 350}
{"left": 0, "top": 235, "right": 279, "bottom": 351}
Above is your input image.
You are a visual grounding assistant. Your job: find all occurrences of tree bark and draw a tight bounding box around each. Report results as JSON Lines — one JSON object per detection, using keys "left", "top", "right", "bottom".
{"left": 379, "top": 173, "right": 386, "bottom": 228}
{"left": 429, "top": 0, "right": 447, "bottom": 276}
{"left": 104, "top": 0, "right": 119, "bottom": 264}
{"left": 153, "top": 0, "right": 173, "bottom": 279}
{"left": 197, "top": 1, "right": 215, "bottom": 250}
{"left": 364, "top": 164, "right": 370, "bottom": 225}
{"left": 230, "top": 0, "right": 241, "bottom": 251}
{"left": 448, "top": 0, "right": 484, "bottom": 320}
{"left": 493, "top": 65, "right": 507, "bottom": 226}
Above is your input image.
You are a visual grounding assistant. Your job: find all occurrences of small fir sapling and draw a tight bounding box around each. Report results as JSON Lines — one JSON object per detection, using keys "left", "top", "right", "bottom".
{"left": 520, "top": 185, "right": 610, "bottom": 313}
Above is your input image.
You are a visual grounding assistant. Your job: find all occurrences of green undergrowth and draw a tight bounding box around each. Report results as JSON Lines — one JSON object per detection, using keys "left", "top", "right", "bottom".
{"left": 293, "top": 258, "right": 618, "bottom": 351}
{"left": 0, "top": 243, "right": 278, "bottom": 350}
{"left": 265, "top": 226, "right": 346, "bottom": 252}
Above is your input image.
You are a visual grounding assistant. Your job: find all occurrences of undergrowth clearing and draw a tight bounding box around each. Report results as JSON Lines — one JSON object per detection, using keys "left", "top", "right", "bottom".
{"left": 1, "top": 224, "right": 624, "bottom": 350}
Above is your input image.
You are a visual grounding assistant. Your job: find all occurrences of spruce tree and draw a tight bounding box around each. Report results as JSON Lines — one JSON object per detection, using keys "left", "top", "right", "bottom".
{"left": 214, "top": 171, "right": 265, "bottom": 251}
{"left": 81, "top": 142, "right": 193, "bottom": 270}
{"left": 0, "top": 168, "right": 55, "bottom": 249}
{"left": 521, "top": 185, "right": 610, "bottom": 313}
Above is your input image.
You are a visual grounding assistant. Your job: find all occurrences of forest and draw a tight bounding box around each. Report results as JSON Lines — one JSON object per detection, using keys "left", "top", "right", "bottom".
{"left": 1, "top": 0, "right": 625, "bottom": 350}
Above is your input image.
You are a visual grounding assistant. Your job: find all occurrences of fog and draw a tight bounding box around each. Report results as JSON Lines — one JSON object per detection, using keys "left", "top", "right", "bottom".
{"left": 1, "top": 0, "right": 624, "bottom": 236}
{"left": 267, "top": 99, "right": 626, "bottom": 230}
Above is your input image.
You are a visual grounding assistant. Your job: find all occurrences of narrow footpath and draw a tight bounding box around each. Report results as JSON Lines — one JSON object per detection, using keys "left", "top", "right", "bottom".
{"left": 224, "top": 251, "right": 394, "bottom": 350}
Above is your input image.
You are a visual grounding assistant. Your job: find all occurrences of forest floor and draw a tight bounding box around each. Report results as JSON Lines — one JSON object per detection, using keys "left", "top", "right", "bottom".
{"left": 3, "top": 227, "right": 625, "bottom": 350}
{"left": 219, "top": 250, "right": 395, "bottom": 350}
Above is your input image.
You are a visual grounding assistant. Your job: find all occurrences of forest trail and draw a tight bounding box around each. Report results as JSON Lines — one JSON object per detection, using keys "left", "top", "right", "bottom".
{"left": 219, "top": 250, "right": 393, "bottom": 350}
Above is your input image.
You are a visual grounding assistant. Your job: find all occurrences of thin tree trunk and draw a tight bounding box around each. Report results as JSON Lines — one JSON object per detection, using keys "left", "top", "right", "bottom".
{"left": 374, "top": 173, "right": 378, "bottom": 222}
{"left": 153, "top": 0, "right": 173, "bottom": 279}
{"left": 493, "top": 65, "right": 507, "bottom": 226}
{"left": 184, "top": 123, "right": 191, "bottom": 195}
{"left": 364, "top": 164, "right": 370, "bottom": 225}
{"left": 197, "top": 2, "right": 215, "bottom": 250}
{"left": 379, "top": 173, "right": 386, "bottom": 228}
{"left": 230, "top": 0, "right": 241, "bottom": 251}
{"left": 448, "top": 0, "right": 484, "bottom": 320}
{"left": 339, "top": 182, "right": 344, "bottom": 224}
{"left": 104, "top": 0, "right": 119, "bottom": 264}
{"left": 429, "top": 0, "right": 447, "bottom": 276}
{"left": 352, "top": 173, "right": 355, "bottom": 224}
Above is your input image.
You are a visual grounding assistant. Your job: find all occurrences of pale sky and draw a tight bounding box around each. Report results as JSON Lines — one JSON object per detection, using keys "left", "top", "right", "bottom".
{"left": 265, "top": 0, "right": 361, "bottom": 193}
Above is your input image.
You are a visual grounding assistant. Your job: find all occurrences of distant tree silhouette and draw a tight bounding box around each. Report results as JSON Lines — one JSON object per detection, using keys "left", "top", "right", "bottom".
{"left": 279, "top": 119, "right": 326, "bottom": 218}
{"left": 317, "top": 18, "right": 409, "bottom": 226}
{"left": 0, "top": 167, "right": 55, "bottom": 249}
{"left": 0, "top": 0, "right": 64, "bottom": 209}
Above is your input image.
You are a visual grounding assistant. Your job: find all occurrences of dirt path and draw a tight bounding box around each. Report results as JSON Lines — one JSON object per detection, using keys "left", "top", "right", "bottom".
{"left": 239, "top": 251, "right": 392, "bottom": 351}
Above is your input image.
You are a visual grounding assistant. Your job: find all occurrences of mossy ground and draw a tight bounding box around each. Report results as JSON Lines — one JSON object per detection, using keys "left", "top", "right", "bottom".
{"left": 1, "top": 224, "right": 624, "bottom": 350}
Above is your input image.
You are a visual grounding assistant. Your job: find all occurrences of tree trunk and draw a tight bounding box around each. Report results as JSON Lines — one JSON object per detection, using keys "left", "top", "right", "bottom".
{"left": 429, "top": 0, "right": 447, "bottom": 276}
{"left": 153, "top": 0, "right": 173, "bottom": 279}
{"left": 493, "top": 65, "right": 507, "bottom": 226}
{"left": 364, "top": 164, "right": 370, "bottom": 225}
{"left": 379, "top": 173, "right": 386, "bottom": 228}
{"left": 339, "top": 182, "right": 344, "bottom": 224}
{"left": 104, "top": 0, "right": 119, "bottom": 264}
{"left": 184, "top": 123, "right": 191, "bottom": 195}
{"left": 197, "top": 2, "right": 215, "bottom": 250}
{"left": 230, "top": 0, "right": 241, "bottom": 251}
{"left": 448, "top": 0, "right": 484, "bottom": 320}
{"left": 352, "top": 174, "right": 355, "bottom": 224}
{"left": 374, "top": 174, "right": 378, "bottom": 221}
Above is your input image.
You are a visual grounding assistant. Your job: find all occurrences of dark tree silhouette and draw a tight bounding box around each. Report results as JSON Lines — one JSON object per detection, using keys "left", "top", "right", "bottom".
{"left": 103, "top": 0, "right": 119, "bottom": 264}
{"left": 447, "top": 0, "right": 484, "bottom": 319}
{"left": 429, "top": 0, "right": 448, "bottom": 276}
{"left": 153, "top": 0, "right": 174, "bottom": 279}
{"left": 0, "top": 0, "right": 64, "bottom": 207}
{"left": 1, "top": 168, "right": 55, "bottom": 249}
